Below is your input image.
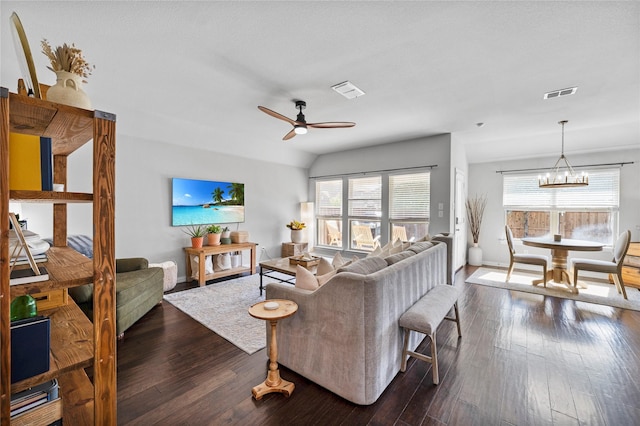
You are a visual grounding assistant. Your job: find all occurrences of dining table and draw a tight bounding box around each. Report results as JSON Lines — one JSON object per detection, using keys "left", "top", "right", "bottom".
{"left": 521, "top": 236, "right": 604, "bottom": 292}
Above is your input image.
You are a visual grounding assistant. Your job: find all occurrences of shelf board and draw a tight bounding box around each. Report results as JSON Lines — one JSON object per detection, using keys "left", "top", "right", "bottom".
{"left": 10, "top": 247, "right": 93, "bottom": 297}
{"left": 10, "top": 190, "right": 93, "bottom": 203}
{"left": 58, "top": 369, "right": 94, "bottom": 425}
{"left": 9, "top": 92, "right": 94, "bottom": 156}
{"left": 11, "top": 300, "right": 93, "bottom": 394}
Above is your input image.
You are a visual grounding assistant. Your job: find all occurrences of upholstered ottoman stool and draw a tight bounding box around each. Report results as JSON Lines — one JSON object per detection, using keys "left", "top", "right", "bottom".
{"left": 150, "top": 260, "right": 178, "bottom": 292}
{"left": 398, "top": 284, "right": 462, "bottom": 385}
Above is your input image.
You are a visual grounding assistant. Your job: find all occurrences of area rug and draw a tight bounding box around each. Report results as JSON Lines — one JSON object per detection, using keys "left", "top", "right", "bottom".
{"left": 163, "top": 274, "right": 268, "bottom": 354}
{"left": 466, "top": 267, "right": 640, "bottom": 311}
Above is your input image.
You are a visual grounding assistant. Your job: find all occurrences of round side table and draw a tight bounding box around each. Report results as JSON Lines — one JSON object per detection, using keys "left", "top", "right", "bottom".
{"left": 248, "top": 299, "right": 298, "bottom": 399}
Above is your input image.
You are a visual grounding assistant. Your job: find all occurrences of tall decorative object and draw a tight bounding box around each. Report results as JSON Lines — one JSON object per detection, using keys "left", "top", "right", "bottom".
{"left": 466, "top": 194, "right": 487, "bottom": 266}
{"left": 41, "top": 39, "right": 94, "bottom": 109}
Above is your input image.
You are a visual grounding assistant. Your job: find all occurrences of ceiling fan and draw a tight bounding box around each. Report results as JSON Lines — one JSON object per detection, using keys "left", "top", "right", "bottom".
{"left": 258, "top": 100, "right": 356, "bottom": 140}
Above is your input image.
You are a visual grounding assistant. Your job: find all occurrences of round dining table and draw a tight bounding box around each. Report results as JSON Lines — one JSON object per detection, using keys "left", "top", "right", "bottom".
{"left": 521, "top": 237, "right": 604, "bottom": 292}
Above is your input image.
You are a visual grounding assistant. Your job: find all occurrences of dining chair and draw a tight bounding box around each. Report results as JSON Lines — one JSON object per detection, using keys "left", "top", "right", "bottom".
{"left": 570, "top": 230, "right": 631, "bottom": 299}
{"left": 505, "top": 226, "right": 549, "bottom": 285}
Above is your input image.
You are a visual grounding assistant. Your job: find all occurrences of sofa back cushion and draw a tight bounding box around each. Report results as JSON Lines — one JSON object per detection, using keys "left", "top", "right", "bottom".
{"left": 384, "top": 250, "right": 415, "bottom": 265}
{"left": 337, "top": 256, "right": 388, "bottom": 275}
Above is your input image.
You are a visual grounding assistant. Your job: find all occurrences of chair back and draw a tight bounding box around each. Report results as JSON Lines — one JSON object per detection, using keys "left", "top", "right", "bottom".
{"left": 613, "top": 230, "right": 632, "bottom": 264}
{"left": 392, "top": 225, "right": 408, "bottom": 242}
{"left": 505, "top": 225, "right": 516, "bottom": 256}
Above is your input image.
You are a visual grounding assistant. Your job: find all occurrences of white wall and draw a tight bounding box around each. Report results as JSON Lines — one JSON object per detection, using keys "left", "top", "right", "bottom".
{"left": 20, "top": 134, "right": 309, "bottom": 282}
{"left": 468, "top": 148, "right": 640, "bottom": 268}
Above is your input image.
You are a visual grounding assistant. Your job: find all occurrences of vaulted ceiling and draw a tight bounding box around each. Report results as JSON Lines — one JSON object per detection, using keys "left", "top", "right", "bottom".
{"left": 2, "top": 1, "right": 638, "bottom": 168}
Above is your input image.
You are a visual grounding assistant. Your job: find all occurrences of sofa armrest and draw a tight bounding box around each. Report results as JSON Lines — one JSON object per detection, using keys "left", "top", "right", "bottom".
{"left": 116, "top": 257, "right": 149, "bottom": 273}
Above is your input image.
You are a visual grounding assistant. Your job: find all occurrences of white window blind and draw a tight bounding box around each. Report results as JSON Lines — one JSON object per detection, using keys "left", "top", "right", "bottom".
{"left": 503, "top": 169, "right": 620, "bottom": 209}
{"left": 348, "top": 176, "right": 381, "bottom": 217}
{"left": 389, "top": 172, "right": 430, "bottom": 220}
{"left": 316, "top": 179, "right": 342, "bottom": 216}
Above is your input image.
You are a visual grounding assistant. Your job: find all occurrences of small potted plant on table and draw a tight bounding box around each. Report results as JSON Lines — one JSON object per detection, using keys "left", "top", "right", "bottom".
{"left": 206, "top": 224, "right": 222, "bottom": 246}
{"left": 183, "top": 224, "right": 206, "bottom": 248}
{"left": 286, "top": 220, "right": 306, "bottom": 243}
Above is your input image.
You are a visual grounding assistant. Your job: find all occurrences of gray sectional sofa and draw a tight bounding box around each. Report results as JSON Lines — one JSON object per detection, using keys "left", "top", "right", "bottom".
{"left": 265, "top": 234, "right": 454, "bottom": 405}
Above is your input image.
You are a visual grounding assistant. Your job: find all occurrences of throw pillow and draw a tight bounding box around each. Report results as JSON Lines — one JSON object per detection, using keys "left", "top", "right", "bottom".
{"left": 385, "top": 250, "right": 415, "bottom": 265}
{"left": 408, "top": 241, "right": 434, "bottom": 254}
{"left": 317, "top": 257, "right": 334, "bottom": 276}
{"left": 295, "top": 265, "right": 319, "bottom": 291}
{"left": 295, "top": 265, "right": 338, "bottom": 290}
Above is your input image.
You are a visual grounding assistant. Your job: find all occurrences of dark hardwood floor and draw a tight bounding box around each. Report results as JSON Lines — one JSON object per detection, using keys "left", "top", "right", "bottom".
{"left": 116, "top": 266, "right": 640, "bottom": 425}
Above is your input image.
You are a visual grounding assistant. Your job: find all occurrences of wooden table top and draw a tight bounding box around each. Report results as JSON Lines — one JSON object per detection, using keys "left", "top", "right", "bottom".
{"left": 249, "top": 299, "right": 298, "bottom": 321}
{"left": 522, "top": 237, "right": 604, "bottom": 251}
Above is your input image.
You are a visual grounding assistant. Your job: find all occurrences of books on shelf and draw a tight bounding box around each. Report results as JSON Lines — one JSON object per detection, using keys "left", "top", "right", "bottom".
{"left": 8, "top": 132, "right": 53, "bottom": 191}
{"left": 11, "top": 253, "right": 48, "bottom": 266}
{"left": 10, "top": 379, "right": 58, "bottom": 417}
{"left": 10, "top": 266, "right": 49, "bottom": 285}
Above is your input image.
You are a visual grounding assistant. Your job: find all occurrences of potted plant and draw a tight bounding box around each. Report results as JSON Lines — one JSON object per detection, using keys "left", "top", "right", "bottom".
{"left": 183, "top": 224, "right": 206, "bottom": 248}
{"left": 206, "top": 224, "right": 222, "bottom": 246}
{"left": 286, "top": 220, "right": 306, "bottom": 244}
{"left": 220, "top": 226, "right": 232, "bottom": 244}
{"left": 466, "top": 193, "right": 487, "bottom": 266}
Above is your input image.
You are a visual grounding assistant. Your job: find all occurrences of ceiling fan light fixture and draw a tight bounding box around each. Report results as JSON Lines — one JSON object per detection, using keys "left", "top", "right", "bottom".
{"left": 294, "top": 125, "right": 308, "bottom": 135}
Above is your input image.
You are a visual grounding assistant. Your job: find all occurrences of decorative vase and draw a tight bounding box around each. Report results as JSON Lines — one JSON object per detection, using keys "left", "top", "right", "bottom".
{"left": 207, "top": 233, "right": 221, "bottom": 246}
{"left": 291, "top": 229, "right": 304, "bottom": 243}
{"left": 46, "top": 70, "right": 92, "bottom": 109}
{"left": 468, "top": 243, "right": 483, "bottom": 266}
{"left": 191, "top": 236, "right": 204, "bottom": 249}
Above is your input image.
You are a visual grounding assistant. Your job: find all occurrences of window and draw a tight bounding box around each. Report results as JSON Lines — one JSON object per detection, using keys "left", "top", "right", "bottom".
{"left": 503, "top": 169, "right": 620, "bottom": 245}
{"left": 348, "top": 176, "right": 381, "bottom": 251}
{"left": 315, "top": 179, "right": 342, "bottom": 247}
{"left": 389, "top": 172, "right": 430, "bottom": 242}
{"left": 314, "top": 170, "right": 431, "bottom": 251}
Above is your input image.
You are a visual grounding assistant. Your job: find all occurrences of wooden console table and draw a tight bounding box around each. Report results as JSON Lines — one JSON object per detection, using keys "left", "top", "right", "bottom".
{"left": 184, "top": 242, "right": 257, "bottom": 286}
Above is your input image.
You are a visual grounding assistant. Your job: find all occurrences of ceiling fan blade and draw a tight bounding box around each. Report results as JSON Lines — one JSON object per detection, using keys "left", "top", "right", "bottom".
{"left": 283, "top": 129, "right": 297, "bottom": 140}
{"left": 307, "top": 122, "right": 356, "bottom": 128}
{"left": 258, "top": 106, "right": 295, "bottom": 125}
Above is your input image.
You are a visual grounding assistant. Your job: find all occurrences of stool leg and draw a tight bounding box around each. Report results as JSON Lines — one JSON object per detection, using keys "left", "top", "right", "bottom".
{"left": 453, "top": 302, "right": 462, "bottom": 338}
{"left": 401, "top": 328, "right": 410, "bottom": 372}
{"left": 430, "top": 333, "right": 439, "bottom": 385}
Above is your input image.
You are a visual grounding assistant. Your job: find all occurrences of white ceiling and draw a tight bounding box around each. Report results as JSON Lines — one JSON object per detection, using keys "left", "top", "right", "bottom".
{"left": 1, "top": 1, "right": 638, "bottom": 168}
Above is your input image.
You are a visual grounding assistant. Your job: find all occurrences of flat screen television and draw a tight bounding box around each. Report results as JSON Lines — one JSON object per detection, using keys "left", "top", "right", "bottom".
{"left": 172, "top": 178, "right": 245, "bottom": 226}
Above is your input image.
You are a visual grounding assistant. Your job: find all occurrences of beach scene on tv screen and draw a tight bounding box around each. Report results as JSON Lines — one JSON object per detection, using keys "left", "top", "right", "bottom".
{"left": 172, "top": 178, "right": 245, "bottom": 226}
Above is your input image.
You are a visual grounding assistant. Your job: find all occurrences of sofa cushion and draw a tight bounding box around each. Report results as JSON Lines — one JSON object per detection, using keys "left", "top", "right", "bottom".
{"left": 337, "top": 256, "right": 388, "bottom": 275}
{"left": 69, "top": 283, "right": 94, "bottom": 304}
{"left": 408, "top": 241, "right": 434, "bottom": 254}
{"left": 295, "top": 265, "right": 337, "bottom": 290}
{"left": 317, "top": 257, "right": 334, "bottom": 275}
{"left": 385, "top": 250, "right": 415, "bottom": 265}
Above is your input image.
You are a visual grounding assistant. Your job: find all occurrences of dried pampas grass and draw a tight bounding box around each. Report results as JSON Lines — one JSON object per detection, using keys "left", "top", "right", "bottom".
{"left": 41, "top": 39, "right": 94, "bottom": 82}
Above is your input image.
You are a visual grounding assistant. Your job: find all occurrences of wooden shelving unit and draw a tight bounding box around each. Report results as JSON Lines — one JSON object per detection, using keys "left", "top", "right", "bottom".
{"left": 1, "top": 88, "right": 117, "bottom": 425}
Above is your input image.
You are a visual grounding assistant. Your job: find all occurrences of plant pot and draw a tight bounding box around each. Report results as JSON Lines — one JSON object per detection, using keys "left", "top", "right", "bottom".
{"left": 191, "top": 236, "right": 204, "bottom": 249}
{"left": 291, "top": 229, "right": 304, "bottom": 243}
{"left": 207, "top": 233, "right": 221, "bottom": 246}
{"left": 468, "top": 243, "right": 482, "bottom": 266}
{"left": 46, "top": 70, "right": 92, "bottom": 109}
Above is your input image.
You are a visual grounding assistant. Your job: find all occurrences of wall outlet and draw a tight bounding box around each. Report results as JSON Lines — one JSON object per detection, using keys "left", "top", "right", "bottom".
{"left": 438, "top": 211, "right": 443, "bottom": 218}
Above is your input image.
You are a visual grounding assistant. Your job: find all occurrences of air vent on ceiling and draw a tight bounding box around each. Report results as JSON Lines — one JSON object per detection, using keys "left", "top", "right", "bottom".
{"left": 331, "top": 81, "right": 365, "bottom": 99}
{"left": 543, "top": 86, "right": 578, "bottom": 99}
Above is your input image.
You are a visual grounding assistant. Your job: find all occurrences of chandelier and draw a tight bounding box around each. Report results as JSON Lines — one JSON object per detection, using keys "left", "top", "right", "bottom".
{"left": 538, "top": 120, "right": 588, "bottom": 188}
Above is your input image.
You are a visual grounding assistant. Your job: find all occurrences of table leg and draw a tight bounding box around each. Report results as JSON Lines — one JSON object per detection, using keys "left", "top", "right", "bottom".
{"left": 198, "top": 252, "right": 206, "bottom": 287}
{"left": 259, "top": 267, "right": 264, "bottom": 296}
{"left": 550, "top": 248, "right": 578, "bottom": 293}
{"left": 252, "top": 319, "right": 294, "bottom": 399}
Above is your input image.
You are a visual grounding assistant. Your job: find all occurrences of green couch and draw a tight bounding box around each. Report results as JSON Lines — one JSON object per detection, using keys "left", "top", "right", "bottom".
{"left": 69, "top": 258, "right": 164, "bottom": 337}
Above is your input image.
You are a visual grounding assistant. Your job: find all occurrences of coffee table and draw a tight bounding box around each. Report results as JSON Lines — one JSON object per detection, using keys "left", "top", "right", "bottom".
{"left": 258, "top": 257, "right": 317, "bottom": 295}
